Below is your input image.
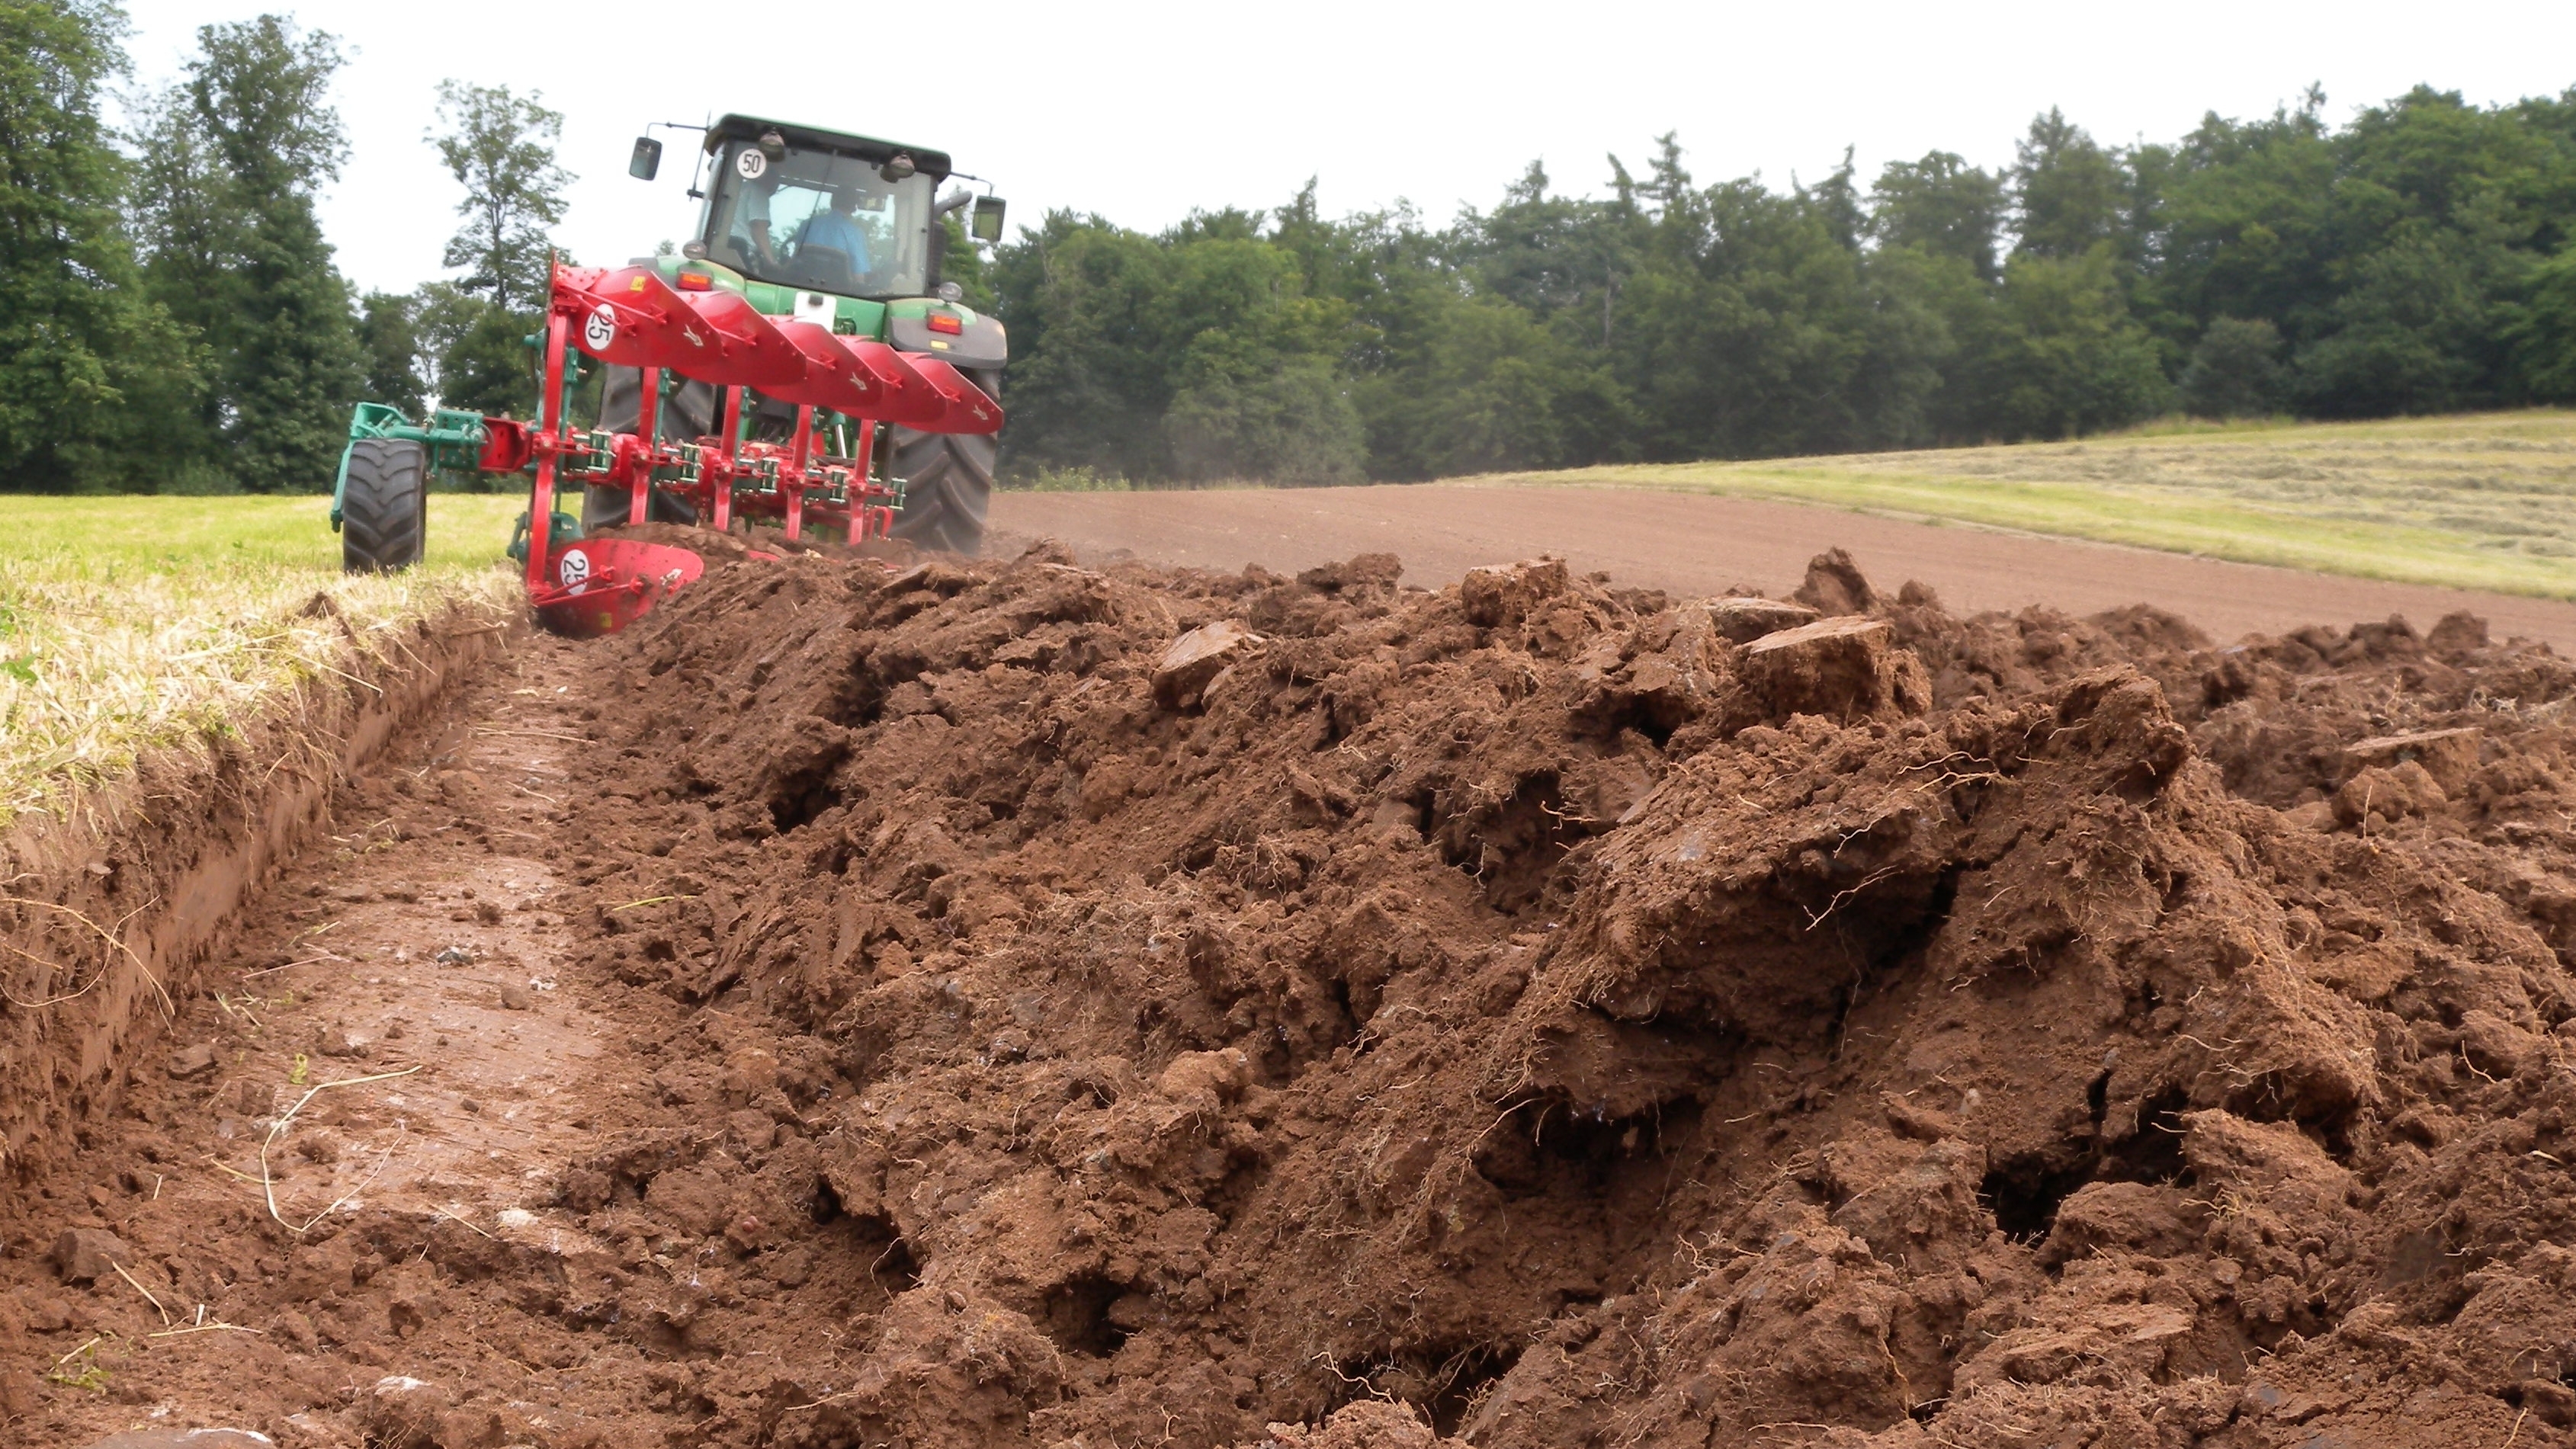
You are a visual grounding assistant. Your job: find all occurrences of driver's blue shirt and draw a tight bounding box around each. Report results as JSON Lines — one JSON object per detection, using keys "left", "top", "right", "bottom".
{"left": 794, "top": 210, "right": 871, "bottom": 272}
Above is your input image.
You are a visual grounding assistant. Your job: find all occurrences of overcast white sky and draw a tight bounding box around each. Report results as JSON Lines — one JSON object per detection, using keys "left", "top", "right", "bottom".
{"left": 109, "top": 0, "right": 2576, "bottom": 297}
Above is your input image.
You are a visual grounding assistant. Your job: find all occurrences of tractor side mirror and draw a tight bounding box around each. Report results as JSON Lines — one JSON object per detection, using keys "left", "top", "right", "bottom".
{"left": 628, "top": 136, "right": 662, "bottom": 181}
{"left": 971, "top": 196, "right": 1007, "bottom": 244}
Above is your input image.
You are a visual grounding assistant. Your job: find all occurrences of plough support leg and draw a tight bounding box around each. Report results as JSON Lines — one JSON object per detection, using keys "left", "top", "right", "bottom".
{"left": 711, "top": 386, "right": 742, "bottom": 534}
{"left": 525, "top": 313, "right": 569, "bottom": 591}
{"left": 847, "top": 422, "right": 876, "bottom": 547}
{"left": 784, "top": 404, "right": 813, "bottom": 543}
{"left": 631, "top": 366, "right": 660, "bottom": 526}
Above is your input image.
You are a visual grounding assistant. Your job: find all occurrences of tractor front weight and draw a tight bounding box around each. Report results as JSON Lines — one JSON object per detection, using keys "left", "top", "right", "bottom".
{"left": 342, "top": 260, "right": 999, "bottom": 637}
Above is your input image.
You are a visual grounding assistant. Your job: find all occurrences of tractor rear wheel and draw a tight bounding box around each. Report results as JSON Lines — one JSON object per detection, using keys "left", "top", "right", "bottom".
{"left": 341, "top": 438, "right": 428, "bottom": 573}
{"left": 589, "top": 367, "right": 711, "bottom": 531}
{"left": 888, "top": 368, "right": 999, "bottom": 556}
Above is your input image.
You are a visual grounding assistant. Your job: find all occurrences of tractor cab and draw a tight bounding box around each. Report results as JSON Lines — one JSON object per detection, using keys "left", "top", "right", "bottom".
{"left": 692, "top": 117, "right": 948, "bottom": 300}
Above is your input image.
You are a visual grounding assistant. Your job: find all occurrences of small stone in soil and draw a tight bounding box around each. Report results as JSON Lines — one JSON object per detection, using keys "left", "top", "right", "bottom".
{"left": 51, "top": 1227, "right": 133, "bottom": 1284}
{"left": 166, "top": 1043, "right": 217, "bottom": 1079}
{"left": 316, "top": 1026, "right": 373, "bottom": 1059}
{"left": 499, "top": 983, "right": 533, "bottom": 1010}
{"left": 435, "top": 946, "right": 473, "bottom": 965}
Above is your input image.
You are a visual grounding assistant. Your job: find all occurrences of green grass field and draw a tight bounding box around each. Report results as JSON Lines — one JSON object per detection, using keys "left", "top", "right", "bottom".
{"left": 1468, "top": 409, "right": 2576, "bottom": 600}
{"left": 0, "top": 492, "right": 522, "bottom": 575}
{"left": 0, "top": 494, "right": 521, "bottom": 823}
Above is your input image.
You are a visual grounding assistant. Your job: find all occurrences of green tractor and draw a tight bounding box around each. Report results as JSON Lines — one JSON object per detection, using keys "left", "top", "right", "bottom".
{"left": 332, "top": 114, "right": 1010, "bottom": 627}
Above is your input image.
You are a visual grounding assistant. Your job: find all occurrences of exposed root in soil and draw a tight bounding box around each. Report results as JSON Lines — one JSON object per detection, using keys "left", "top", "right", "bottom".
{"left": 12, "top": 540, "right": 2576, "bottom": 1449}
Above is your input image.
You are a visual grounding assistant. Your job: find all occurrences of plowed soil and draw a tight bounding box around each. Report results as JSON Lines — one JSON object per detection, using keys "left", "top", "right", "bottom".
{"left": 16, "top": 537, "right": 2576, "bottom": 1449}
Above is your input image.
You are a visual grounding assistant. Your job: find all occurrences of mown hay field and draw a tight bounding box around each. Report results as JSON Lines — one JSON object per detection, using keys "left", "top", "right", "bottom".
{"left": 1471, "top": 409, "right": 2576, "bottom": 599}
{"left": 0, "top": 494, "right": 521, "bottom": 823}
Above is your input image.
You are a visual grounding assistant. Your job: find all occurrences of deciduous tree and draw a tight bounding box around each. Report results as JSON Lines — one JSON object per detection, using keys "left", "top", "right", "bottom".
{"left": 0, "top": 0, "right": 195, "bottom": 491}
{"left": 134, "top": 14, "right": 363, "bottom": 492}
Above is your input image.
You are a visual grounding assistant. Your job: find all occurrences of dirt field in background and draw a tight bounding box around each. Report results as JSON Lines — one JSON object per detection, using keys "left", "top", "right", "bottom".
{"left": 990, "top": 483, "right": 2576, "bottom": 652}
{"left": 24, "top": 531, "right": 2576, "bottom": 1446}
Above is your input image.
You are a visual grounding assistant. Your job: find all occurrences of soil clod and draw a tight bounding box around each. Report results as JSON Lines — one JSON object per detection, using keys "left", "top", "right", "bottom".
{"left": 50, "top": 1228, "right": 133, "bottom": 1284}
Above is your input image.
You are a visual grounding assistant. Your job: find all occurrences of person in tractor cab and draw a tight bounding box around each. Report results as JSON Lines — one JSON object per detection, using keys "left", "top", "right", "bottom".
{"left": 731, "top": 175, "right": 782, "bottom": 267}
{"left": 791, "top": 188, "right": 872, "bottom": 286}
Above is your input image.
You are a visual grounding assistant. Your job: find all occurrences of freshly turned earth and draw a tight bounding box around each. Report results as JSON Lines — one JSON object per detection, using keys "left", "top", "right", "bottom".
{"left": 14, "top": 535, "right": 2576, "bottom": 1448}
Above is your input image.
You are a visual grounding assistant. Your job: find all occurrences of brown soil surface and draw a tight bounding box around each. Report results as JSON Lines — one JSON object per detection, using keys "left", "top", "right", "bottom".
{"left": 18, "top": 538, "right": 2576, "bottom": 1449}
{"left": 990, "top": 482, "right": 2576, "bottom": 653}
{"left": 0, "top": 604, "right": 506, "bottom": 1176}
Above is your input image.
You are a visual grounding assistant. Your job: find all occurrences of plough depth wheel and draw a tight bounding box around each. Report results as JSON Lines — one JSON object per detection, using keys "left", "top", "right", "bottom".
{"left": 342, "top": 438, "right": 428, "bottom": 573}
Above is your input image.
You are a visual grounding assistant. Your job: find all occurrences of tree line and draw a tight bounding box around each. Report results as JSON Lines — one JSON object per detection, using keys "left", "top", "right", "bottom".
{"left": 982, "top": 88, "right": 2576, "bottom": 486}
{"left": 1, "top": 1, "right": 564, "bottom": 492}
{"left": 5, "top": 0, "right": 2576, "bottom": 493}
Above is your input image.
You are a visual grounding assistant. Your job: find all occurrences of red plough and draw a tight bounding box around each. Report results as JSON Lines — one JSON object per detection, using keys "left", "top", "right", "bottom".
{"left": 508, "top": 262, "right": 1001, "bottom": 636}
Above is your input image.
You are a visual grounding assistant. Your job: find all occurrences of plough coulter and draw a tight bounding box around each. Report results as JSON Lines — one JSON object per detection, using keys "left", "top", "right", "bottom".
{"left": 332, "top": 115, "right": 1009, "bottom": 636}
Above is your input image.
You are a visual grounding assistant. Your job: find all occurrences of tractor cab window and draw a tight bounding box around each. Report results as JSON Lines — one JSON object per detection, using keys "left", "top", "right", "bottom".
{"left": 701, "top": 140, "right": 936, "bottom": 299}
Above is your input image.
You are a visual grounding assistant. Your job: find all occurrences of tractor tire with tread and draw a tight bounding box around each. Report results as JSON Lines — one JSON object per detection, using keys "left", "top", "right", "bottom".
{"left": 889, "top": 368, "right": 999, "bottom": 556}
{"left": 341, "top": 438, "right": 428, "bottom": 573}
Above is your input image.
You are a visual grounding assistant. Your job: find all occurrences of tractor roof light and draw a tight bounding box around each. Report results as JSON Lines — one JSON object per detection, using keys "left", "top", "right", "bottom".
{"left": 758, "top": 129, "right": 788, "bottom": 162}
{"left": 880, "top": 152, "right": 917, "bottom": 183}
